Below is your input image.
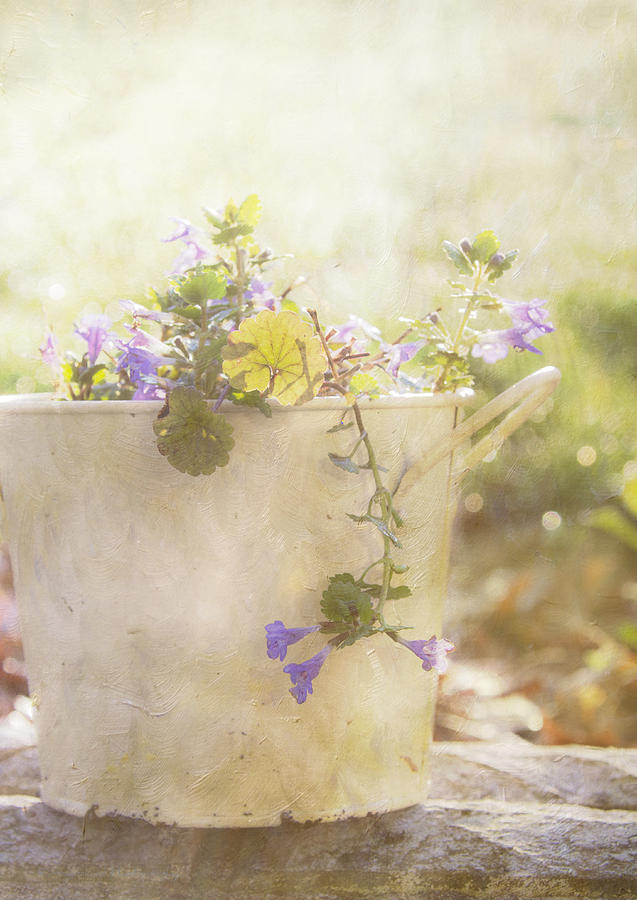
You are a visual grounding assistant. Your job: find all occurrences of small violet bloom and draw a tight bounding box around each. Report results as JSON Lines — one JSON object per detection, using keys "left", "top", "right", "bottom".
{"left": 74, "top": 314, "right": 113, "bottom": 365}
{"left": 329, "top": 315, "right": 382, "bottom": 346}
{"left": 119, "top": 299, "right": 173, "bottom": 325}
{"left": 283, "top": 644, "right": 333, "bottom": 704}
{"left": 383, "top": 340, "right": 425, "bottom": 377}
{"left": 397, "top": 635, "right": 455, "bottom": 674}
{"left": 245, "top": 278, "right": 279, "bottom": 311}
{"left": 503, "top": 298, "right": 554, "bottom": 334}
{"left": 472, "top": 298, "right": 555, "bottom": 364}
{"left": 131, "top": 381, "right": 167, "bottom": 401}
{"left": 162, "top": 217, "right": 210, "bottom": 275}
{"left": 115, "top": 329, "right": 174, "bottom": 386}
{"left": 39, "top": 330, "right": 62, "bottom": 375}
{"left": 265, "top": 620, "right": 321, "bottom": 662}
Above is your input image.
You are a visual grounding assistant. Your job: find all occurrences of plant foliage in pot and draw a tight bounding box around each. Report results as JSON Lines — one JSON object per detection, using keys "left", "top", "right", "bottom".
{"left": 0, "top": 196, "right": 559, "bottom": 827}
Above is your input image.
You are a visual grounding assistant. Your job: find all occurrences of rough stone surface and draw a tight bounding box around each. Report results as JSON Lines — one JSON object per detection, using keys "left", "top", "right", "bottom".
{"left": 1, "top": 739, "right": 636, "bottom": 899}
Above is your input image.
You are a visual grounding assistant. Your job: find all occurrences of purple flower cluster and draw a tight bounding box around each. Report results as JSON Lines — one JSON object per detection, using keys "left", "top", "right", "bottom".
{"left": 245, "top": 278, "right": 279, "bottom": 312}
{"left": 265, "top": 620, "right": 331, "bottom": 704}
{"left": 115, "top": 328, "right": 175, "bottom": 399}
{"left": 162, "top": 217, "right": 210, "bottom": 275}
{"left": 266, "top": 621, "right": 455, "bottom": 704}
{"left": 472, "top": 298, "right": 554, "bottom": 364}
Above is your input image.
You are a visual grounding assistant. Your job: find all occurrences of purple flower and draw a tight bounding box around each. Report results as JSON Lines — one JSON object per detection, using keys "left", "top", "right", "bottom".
{"left": 162, "top": 217, "right": 200, "bottom": 243}
{"left": 162, "top": 217, "right": 210, "bottom": 275}
{"left": 472, "top": 298, "right": 555, "bottom": 363}
{"left": 472, "top": 326, "right": 541, "bottom": 362}
{"left": 383, "top": 340, "right": 425, "bottom": 377}
{"left": 329, "top": 316, "right": 382, "bottom": 346}
{"left": 74, "top": 314, "right": 113, "bottom": 365}
{"left": 396, "top": 635, "right": 455, "bottom": 673}
{"left": 245, "top": 278, "right": 278, "bottom": 311}
{"left": 283, "top": 644, "right": 333, "bottom": 703}
{"left": 131, "top": 381, "right": 167, "bottom": 401}
{"left": 119, "top": 299, "right": 173, "bottom": 325}
{"left": 265, "top": 620, "right": 321, "bottom": 662}
{"left": 503, "top": 298, "right": 554, "bottom": 334}
{"left": 114, "top": 329, "right": 174, "bottom": 385}
{"left": 39, "top": 330, "right": 62, "bottom": 375}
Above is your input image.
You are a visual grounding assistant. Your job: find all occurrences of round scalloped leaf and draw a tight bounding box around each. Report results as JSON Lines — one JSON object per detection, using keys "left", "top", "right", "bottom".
{"left": 153, "top": 386, "right": 234, "bottom": 476}
{"left": 321, "top": 574, "right": 374, "bottom": 625}
{"left": 221, "top": 309, "right": 326, "bottom": 406}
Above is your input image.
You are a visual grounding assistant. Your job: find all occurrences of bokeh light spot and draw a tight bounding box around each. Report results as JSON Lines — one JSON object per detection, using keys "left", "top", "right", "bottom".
{"left": 542, "top": 510, "right": 562, "bottom": 531}
{"left": 576, "top": 445, "right": 597, "bottom": 466}
{"left": 48, "top": 283, "right": 66, "bottom": 301}
{"left": 464, "top": 492, "right": 484, "bottom": 513}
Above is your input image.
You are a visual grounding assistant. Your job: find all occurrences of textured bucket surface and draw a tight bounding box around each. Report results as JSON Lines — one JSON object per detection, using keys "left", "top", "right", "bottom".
{"left": 0, "top": 395, "right": 463, "bottom": 826}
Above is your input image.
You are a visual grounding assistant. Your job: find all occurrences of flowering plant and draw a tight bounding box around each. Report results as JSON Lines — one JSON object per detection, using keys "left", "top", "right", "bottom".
{"left": 41, "top": 196, "right": 554, "bottom": 704}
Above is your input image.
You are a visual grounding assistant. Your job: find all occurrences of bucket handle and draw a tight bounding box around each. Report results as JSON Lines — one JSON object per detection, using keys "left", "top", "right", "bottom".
{"left": 395, "top": 366, "right": 561, "bottom": 495}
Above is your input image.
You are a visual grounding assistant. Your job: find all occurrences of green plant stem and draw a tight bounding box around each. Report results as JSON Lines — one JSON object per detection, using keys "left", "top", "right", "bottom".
{"left": 308, "top": 306, "right": 397, "bottom": 624}
{"left": 434, "top": 265, "right": 483, "bottom": 391}
{"left": 351, "top": 401, "right": 392, "bottom": 620}
{"left": 233, "top": 241, "right": 246, "bottom": 328}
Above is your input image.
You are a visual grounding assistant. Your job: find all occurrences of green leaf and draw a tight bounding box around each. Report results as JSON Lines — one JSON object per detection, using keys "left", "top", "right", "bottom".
{"left": 238, "top": 194, "right": 262, "bottom": 226}
{"left": 212, "top": 224, "right": 254, "bottom": 245}
{"left": 336, "top": 624, "right": 377, "bottom": 647}
{"left": 78, "top": 364, "right": 106, "bottom": 389}
{"left": 359, "top": 461, "right": 388, "bottom": 472}
{"left": 442, "top": 241, "right": 473, "bottom": 276}
{"left": 221, "top": 309, "right": 326, "bottom": 406}
{"left": 471, "top": 230, "right": 500, "bottom": 265}
{"left": 347, "top": 513, "right": 402, "bottom": 547}
{"left": 153, "top": 386, "right": 234, "bottom": 476}
{"left": 328, "top": 453, "right": 359, "bottom": 474}
{"left": 321, "top": 574, "right": 375, "bottom": 624}
{"left": 224, "top": 199, "right": 239, "bottom": 221}
{"left": 230, "top": 390, "right": 273, "bottom": 418}
{"left": 179, "top": 270, "right": 227, "bottom": 304}
{"left": 358, "top": 582, "right": 411, "bottom": 601}
{"left": 349, "top": 372, "right": 380, "bottom": 398}
{"left": 193, "top": 336, "right": 227, "bottom": 378}
{"left": 377, "top": 623, "right": 412, "bottom": 634}
{"left": 327, "top": 420, "right": 353, "bottom": 434}
{"left": 387, "top": 584, "right": 412, "bottom": 600}
{"left": 202, "top": 206, "right": 225, "bottom": 228}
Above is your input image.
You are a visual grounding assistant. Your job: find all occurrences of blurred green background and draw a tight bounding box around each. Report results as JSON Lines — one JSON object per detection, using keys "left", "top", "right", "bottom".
{"left": 1, "top": 0, "right": 636, "bottom": 743}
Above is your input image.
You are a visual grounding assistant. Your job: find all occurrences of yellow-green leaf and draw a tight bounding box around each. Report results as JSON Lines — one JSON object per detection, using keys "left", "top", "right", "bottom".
{"left": 349, "top": 372, "right": 380, "bottom": 398}
{"left": 238, "top": 194, "right": 262, "bottom": 226}
{"left": 221, "top": 309, "right": 326, "bottom": 406}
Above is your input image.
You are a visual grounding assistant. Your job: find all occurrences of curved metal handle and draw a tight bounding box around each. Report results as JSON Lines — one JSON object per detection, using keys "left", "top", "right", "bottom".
{"left": 394, "top": 366, "right": 561, "bottom": 497}
{"left": 451, "top": 365, "right": 561, "bottom": 479}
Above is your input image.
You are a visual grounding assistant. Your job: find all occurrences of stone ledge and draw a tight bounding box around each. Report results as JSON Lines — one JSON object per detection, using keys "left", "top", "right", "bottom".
{"left": 1, "top": 740, "right": 636, "bottom": 899}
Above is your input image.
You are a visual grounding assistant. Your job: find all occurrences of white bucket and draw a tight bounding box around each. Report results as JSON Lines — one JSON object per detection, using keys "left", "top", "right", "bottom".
{"left": 0, "top": 367, "right": 559, "bottom": 826}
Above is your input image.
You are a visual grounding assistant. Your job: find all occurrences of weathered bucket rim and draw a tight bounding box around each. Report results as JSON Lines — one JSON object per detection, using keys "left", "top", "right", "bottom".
{"left": 0, "top": 389, "right": 476, "bottom": 415}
